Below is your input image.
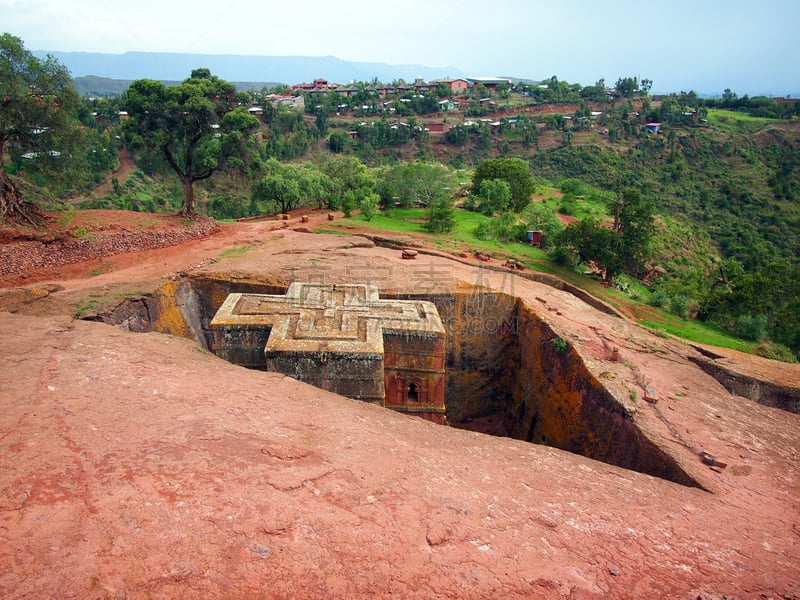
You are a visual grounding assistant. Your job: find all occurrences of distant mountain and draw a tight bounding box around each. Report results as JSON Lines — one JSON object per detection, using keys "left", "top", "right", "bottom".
{"left": 33, "top": 50, "right": 467, "bottom": 87}
{"left": 71, "top": 75, "right": 283, "bottom": 97}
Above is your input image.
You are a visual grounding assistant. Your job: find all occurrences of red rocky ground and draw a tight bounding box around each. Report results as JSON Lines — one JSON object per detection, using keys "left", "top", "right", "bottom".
{"left": 0, "top": 210, "right": 798, "bottom": 599}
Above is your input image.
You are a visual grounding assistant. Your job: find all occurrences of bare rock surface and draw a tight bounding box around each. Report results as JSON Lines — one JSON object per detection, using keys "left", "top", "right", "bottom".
{"left": 0, "top": 211, "right": 799, "bottom": 599}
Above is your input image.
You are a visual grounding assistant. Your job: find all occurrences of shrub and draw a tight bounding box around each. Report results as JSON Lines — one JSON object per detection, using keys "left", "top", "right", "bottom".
{"left": 648, "top": 289, "right": 669, "bottom": 308}
{"left": 359, "top": 193, "right": 379, "bottom": 221}
{"left": 341, "top": 190, "right": 356, "bottom": 217}
{"left": 735, "top": 314, "right": 768, "bottom": 342}
{"left": 668, "top": 294, "right": 688, "bottom": 318}
{"left": 424, "top": 196, "right": 455, "bottom": 233}
{"left": 550, "top": 337, "right": 569, "bottom": 353}
{"left": 549, "top": 245, "right": 578, "bottom": 267}
{"left": 753, "top": 342, "right": 798, "bottom": 363}
{"left": 559, "top": 178, "right": 588, "bottom": 196}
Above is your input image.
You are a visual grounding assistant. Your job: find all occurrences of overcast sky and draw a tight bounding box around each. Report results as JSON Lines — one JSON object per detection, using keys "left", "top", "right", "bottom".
{"left": 4, "top": 0, "right": 799, "bottom": 95}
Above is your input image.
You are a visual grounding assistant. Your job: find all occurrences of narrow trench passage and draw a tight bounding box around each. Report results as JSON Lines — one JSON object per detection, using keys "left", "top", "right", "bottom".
{"left": 84, "top": 275, "right": 702, "bottom": 489}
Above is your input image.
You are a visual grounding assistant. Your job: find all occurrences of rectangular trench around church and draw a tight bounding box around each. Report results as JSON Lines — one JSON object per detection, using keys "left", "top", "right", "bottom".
{"left": 86, "top": 274, "right": 702, "bottom": 488}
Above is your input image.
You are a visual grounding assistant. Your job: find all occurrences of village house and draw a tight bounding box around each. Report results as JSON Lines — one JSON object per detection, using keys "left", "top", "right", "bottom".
{"left": 467, "top": 77, "right": 512, "bottom": 93}
{"left": 432, "top": 78, "right": 470, "bottom": 93}
{"left": 290, "top": 78, "right": 330, "bottom": 92}
{"left": 413, "top": 77, "right": 434, "bottom": 93}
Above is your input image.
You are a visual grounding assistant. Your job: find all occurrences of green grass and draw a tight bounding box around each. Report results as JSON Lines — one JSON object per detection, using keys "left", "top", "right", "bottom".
{"left": 639, "top": 314, "right": 752, "bottom": 352}
{"left": 74, "top": 297, "right": 97, "bottom": 317}
{"left": 337, "top": 208, "right": 429, "bottom": 233}
{"left": 312, "top": 227, "right": 353, "bottom": 236}
{"left": 322, "top": 206, "right": 769, "bottom": 356}
{"left": 217, "top": 245, "right": 252, "bottom": 259}
{"left": 334, "top": 208, "right": 553, "bottom": 267}
{"left": 706, "top": 109, "right": 778, "bottom": 133}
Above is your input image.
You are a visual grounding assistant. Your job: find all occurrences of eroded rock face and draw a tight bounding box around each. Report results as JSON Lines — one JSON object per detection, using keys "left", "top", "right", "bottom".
{"left": 508, "top": 301, "right": 699, "bottom": 486}
{"left": 689, "top": 353, "right": 800, "bottom": 413}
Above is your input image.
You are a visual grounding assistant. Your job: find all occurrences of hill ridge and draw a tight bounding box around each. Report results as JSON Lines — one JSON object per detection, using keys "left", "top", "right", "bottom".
{"left": 32, "top": 50, "right": 468, "bottom": 86}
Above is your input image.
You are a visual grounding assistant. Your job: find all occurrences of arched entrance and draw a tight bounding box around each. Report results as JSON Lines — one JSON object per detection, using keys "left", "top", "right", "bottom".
{"left": 408, "top": 382, "right": 419, "bottom": 403}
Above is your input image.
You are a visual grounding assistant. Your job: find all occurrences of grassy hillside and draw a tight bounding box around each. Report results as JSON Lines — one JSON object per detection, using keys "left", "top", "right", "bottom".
{"left": 64, "top": 91, "right": 800, "bottom": 359}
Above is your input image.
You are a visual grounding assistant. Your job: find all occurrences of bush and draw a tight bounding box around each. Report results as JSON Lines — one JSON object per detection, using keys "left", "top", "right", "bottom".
{"left": 550, "top": 337, "right": 569, "bottom": 353}
{"left": 648, "top": 289, "right": 669, "bottom": 308}
{"left": 735, "top": 314, "right": 768, "bottom": 342}
{"left": 359, "top": 193, "right": 379, "bottom": 221}
{"left": 558, "top": 195, "right": 577, "bottom": 215}
{"left": 424, "top": 196, "right": 455, "bottom": 233}
{"left": 559, "top": 178, "right": 588, "bottom": 196}
{"left": 753, "top": 342, "right": 798, "bottom": 363}
{"left": 474, "top": 212, "right": 526, "bottom": 242}
{"left": 473, "top": 221, "right": 490, "bottom": 240}
{"left": 341, "top": 190, "right": 356, "bottom": 217}
{"left": 549, "top": 245, "right": 578, "bottom": 267}
{"left": 668, "top": 294, "right": 688, "bottom": 318}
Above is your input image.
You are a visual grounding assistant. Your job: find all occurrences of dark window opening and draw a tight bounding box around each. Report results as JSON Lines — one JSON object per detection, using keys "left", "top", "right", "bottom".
{"left": 408, "top": 383, "right": 419, "bottom": 403}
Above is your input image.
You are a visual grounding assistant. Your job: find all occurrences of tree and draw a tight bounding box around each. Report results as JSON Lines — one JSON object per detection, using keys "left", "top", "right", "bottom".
{"left": 359, "top": 192, "right": 380, "bottom": 220}
{"left": 610, "top": 187, "right": 656, "bottom": 277}
{"left": 557, "top": 219, "right": 623, "bottom": 282}
{"left": 476, "top": 178, "right": 511, "bottom": 215}
{"left": 321, "top": 155, "right": 376, "bottom": 209}
{"left": 376, "top": 162, "right": 453, "bottom": 209}
{"left": 328, "top": 129, "right": 349, "bottom": 153}
{"left": 424, "top": 195, "right": 455, "bottom": 233}
{"left": 252, "top": 163, "right": 302, "bottom": 215}
{"left": 124, "top": 68, "right": 259, "bottom": 218}
{"left": 0, "top": 34, "right": 80, "bottom": 223}
{"left": 615, "top": 76, "right": 639, "bottom": 98}
{"left": 472, "top": 158, "right": 535, "bottom": 212}
{"left": 520, "top": 202, "right": 564, "bottom": 249}
{"left": 252, "top": 158, "right": 328, "bottom": 214}
{"left": 298, "top": 164, "right": 332, "bottom": 209}
{"left": 556, "top": 187, "right": 655, "bottom": 283}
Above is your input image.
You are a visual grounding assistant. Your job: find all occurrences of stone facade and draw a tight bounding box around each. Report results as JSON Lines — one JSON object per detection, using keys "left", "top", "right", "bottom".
{"left": 210, "top": 283, "right": 446, "bottom": 423}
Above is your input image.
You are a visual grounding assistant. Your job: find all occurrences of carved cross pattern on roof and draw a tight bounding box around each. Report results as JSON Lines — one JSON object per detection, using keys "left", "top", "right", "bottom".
{"left": 212, "top": 282, "right": 444, "bottom": 355}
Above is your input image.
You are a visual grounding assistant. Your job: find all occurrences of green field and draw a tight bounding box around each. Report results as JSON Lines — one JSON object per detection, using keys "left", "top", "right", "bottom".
{"left": 705, "top": 109, "right": 779, "bottom": 133}
{"left": 323, "top": 206, "right": 786, "bottom": 357}
{"left": 333, "top": 208, "right": 553, "bottom": 267}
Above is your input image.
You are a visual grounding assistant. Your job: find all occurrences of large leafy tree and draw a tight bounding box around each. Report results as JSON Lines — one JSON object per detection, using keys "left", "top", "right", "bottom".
{"left": 557, "top": 188, "right": 655, "bottom": 283}
{"left": 320, "top": 155, "right": 376, "bottom": 210}
{"left": 123, "top": 68, "right": 259, "bottom": 218}
{"left": 476, "top": 178, "right": 512, "bottom": 215}
{"left": 610, "top": 187, "right": 656, "bottom": 277}
{"left": 252, "top": 158, "right": 321, "bottom": 214}
{"left": 558, "top": 218, "right": 623, "bottom": 281}
{"left": 376, "top": 162, "right": 453, "bottom": 209}
{"left": 471, "top": 158, "right": 535, "bottom": 212}
{"left": 0, "top": 33, "right": 80, "bottom": 223}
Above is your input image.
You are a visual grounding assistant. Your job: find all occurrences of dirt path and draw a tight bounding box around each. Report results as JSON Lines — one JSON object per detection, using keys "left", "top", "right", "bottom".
{"left": 84, "top": 147, "right": 137, "bottom": 199}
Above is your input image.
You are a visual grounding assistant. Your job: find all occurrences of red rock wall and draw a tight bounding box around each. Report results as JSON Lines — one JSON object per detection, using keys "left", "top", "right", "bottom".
{"left": 508, "top": 301, "right": 700, "bottom": 486}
